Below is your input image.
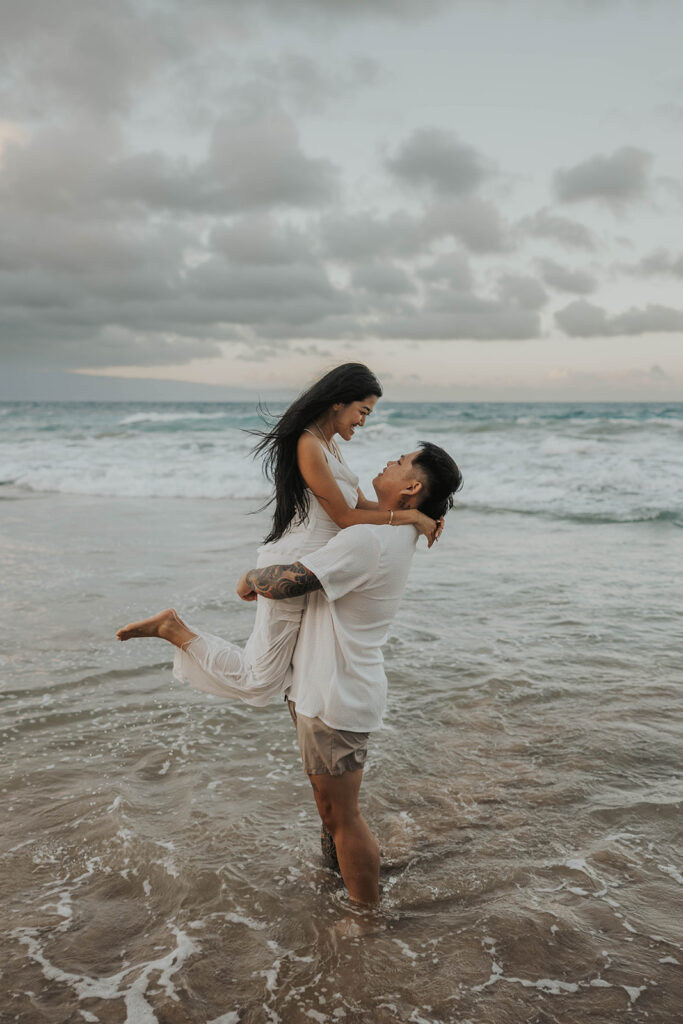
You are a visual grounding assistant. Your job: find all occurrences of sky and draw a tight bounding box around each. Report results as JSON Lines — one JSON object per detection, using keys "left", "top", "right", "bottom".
{"left": 1, "top": 0, "right": 682, "bottom": 402}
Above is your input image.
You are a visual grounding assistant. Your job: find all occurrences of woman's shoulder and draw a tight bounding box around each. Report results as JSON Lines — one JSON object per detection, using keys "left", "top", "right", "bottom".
{"left": 297, "top": 429, "right": 321, "bottom": 451}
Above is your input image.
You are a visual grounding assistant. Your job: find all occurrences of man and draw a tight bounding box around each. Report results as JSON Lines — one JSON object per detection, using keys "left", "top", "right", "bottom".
{"left": 117, "top": 442, "right": 461, "bottom": 905}
{"left": 236, "top": 442, "right": 462, "bottom": 905}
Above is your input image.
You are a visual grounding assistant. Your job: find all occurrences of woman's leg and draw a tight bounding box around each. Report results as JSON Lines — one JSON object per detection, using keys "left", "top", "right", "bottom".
{"left": 117, "top": 591, "right": 305, "bottom": 706}
{"left": 117, "top": 608, "right": 195, "bottom": 649}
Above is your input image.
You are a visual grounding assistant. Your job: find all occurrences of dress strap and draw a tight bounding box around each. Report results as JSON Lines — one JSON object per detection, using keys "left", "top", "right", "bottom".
{"left": 302, "top": 427, "right": 343, "bottom": 464}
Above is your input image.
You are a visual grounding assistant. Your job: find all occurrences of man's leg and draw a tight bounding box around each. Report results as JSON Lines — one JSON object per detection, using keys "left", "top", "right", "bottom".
{"left": 320, "top": 822, "right": 341, "bottom": 874}
{"left": 308, "top": 769, "right": 380, "bottom": 906}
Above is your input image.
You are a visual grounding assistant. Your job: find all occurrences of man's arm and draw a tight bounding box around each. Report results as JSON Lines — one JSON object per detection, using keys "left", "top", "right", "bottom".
{"left": 237, "top": 562, "right": 322, "bottom": 602}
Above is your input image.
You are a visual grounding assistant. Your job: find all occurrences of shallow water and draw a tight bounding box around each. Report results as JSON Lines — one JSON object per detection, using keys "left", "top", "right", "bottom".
{"left": 2, "top": 403, "right": 683, "bottom": 1022}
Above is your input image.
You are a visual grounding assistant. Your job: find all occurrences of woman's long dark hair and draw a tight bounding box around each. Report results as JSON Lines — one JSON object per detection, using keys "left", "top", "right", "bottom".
{"left": 251, "top": 363, "right": 383, "bottom": 544}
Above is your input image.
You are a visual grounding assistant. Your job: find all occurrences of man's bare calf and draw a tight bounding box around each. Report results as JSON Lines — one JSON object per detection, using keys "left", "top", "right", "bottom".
{"left": 309, "top": 769, "right": 380, "bottom": 906}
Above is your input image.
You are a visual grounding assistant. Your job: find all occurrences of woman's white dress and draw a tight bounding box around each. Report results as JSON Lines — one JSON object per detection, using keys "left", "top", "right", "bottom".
{"left": 172, "top": 444, "right": 359, "bottom": 705}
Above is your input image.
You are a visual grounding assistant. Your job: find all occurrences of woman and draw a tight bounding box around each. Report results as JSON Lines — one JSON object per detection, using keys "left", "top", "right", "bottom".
{"left": 117, "top": 363, "right": 440, "bottom": 704}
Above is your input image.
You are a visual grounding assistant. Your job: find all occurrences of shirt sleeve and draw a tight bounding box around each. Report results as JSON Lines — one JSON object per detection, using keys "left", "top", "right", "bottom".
{"left": 300, "top": 525, "right": 381, "bottom": 602}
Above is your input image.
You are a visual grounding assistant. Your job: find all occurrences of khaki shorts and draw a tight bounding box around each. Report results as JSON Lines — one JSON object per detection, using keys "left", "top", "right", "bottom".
{"left": 287, "top": 699, "right": 369, "bottom": 777}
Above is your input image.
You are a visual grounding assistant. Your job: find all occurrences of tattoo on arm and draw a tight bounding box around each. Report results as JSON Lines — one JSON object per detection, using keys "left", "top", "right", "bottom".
{"left": 245, "top": 562, "right": 322, "bottom": 600}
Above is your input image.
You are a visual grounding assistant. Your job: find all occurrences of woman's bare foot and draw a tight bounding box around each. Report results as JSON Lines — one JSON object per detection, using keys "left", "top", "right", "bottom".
{"left": 116, "top": 608, "right": 196, "bottom": 649}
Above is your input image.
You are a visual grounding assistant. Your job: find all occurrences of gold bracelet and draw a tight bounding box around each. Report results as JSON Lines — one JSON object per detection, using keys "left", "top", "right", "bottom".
{"left": 388, "top": 509, "right": 394, "bottom": 525}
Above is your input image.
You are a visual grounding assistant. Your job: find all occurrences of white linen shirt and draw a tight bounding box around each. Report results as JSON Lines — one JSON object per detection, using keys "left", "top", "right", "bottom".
{"left": 286, "top": 523, "right": 418, "bottom": 732}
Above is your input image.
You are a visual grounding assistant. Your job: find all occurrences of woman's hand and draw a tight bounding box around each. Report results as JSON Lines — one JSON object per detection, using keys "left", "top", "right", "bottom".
{"left": 236, "top": 571, "right": 258, "bottom": 602}
{"left": 413, "top": 511, "right": 442, "bottom": 548}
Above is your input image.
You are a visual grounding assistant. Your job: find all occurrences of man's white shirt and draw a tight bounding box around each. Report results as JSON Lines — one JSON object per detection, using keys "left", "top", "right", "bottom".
{"left": 286, "top": 523, "right": 417, "bottom": 732}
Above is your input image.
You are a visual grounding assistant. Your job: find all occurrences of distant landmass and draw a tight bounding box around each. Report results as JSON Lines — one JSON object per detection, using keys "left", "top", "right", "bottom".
{"left": 0, "top": 367, "right": 295, "bottom": 403}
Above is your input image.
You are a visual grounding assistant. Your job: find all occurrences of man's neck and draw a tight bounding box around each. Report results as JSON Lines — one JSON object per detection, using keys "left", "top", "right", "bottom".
{"left": 376, "top": 497, "right": 414, "bottom": 515}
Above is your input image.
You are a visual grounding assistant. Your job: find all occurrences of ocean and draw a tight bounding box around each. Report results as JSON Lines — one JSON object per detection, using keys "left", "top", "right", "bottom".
{"left": 1, "top": 400, "right": 681, "bottom": 1023}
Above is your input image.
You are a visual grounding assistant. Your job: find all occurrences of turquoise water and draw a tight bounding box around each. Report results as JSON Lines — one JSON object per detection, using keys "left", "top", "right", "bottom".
{"left": 1, "top": 401, "right": 681, "bottom": 524}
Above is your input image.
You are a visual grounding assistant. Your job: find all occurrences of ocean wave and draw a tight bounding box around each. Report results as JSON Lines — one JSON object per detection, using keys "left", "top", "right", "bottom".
{"left": 461, "top": 501, "right": 682, "bottom": 526}
{"left": 2, "top": 400, "right": 682, "bottom": 519}
{"left": 119, "top": 411, "right": 229, "bottom": 425}
{"left": 7, "top": 468, "right": 271, "bottom": 500}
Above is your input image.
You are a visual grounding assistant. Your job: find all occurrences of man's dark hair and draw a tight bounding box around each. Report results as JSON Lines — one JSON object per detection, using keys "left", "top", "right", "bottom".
{"left": 413, "top": 441, "right": 463, "bottom": 520}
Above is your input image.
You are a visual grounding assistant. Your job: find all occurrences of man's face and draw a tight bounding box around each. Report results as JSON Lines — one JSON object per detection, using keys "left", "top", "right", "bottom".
{"left": 373, "top": 450, "right": 422, "bottom": 504}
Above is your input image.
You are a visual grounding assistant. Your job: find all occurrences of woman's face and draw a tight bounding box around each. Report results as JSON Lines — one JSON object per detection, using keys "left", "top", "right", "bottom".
{"left": 333, "top": 394, "right": 378, "bottom": 441}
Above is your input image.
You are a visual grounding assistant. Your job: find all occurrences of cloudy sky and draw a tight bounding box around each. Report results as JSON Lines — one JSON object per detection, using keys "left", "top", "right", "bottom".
{"left": 2, "top": 0, "right": 682, "bottom": 401}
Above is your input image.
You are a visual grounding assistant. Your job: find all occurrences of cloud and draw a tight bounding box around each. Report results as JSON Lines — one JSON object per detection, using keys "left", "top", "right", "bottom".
{"left": 386, "top": 127, "right": 493, "bottom": 197}
{"left": 207, "top": 96, "right": 338, "bottom": 210}
{"left": 632, "top": 248, "right": 683, "bottom": 278}
{"left": 554, "top": 145, "right": 653, "bottom": 208}
{"left": 519, "top": 207, "right": 596, "bottom": 251}
{"left": 0, "top": 96, "right": 338, "bottom": 216}
{"left": 0, "top": 0, "right": 186, "bottom": 118}
{"left": 422, "top": 197, "right": 510, "bottom": 253}
{"left": 496, "top": 273, "right": 547, "bottom": 311}
{"left": 250, "top": 53, "right": 379, "bottom": 113}
{"left": 351, "top": 262, "right": 416, "bottom": 295}
{"left": 538, "top": 258, "right": 596, "bottom": 294}
{"left": 247, "top": 0, "right": 449, "bottom": 21}
{"left": 321, "top": 210, "right": 424, "bottom": 261}
{"left": 418, "top": 251, "right": 473, "bottom": 291}
{"left": 374, "top": 303, "right": 541, "bottom": 342}
{"left": 372, "top": 271, "right": 544, "bottom": 341}
{"left": 209, "top": 216, "right": 318, "bottom": 265}
{"left": 556, "top": 298, "right": 683, "bottom": 336}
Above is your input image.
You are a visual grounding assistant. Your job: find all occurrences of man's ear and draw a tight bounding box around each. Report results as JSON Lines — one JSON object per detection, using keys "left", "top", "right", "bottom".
{"left": 400, "top": 479, "right": 423, "bottom": 502}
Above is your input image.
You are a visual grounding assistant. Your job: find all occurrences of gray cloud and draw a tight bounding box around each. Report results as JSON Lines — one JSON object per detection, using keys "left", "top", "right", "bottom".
{"left": 209, "top": 216, "right": 318, "bottom": 265}
{"left": 520, "top": 207, "right": 596, "bottom": 251}
{"left": 386, "top": 128, "right": 493, "bottom": 197}
{"left": 351, "top": 262, "right": 416, "bottom": 295}
{"left": 321, "top": 195, "right": 509, "bottom": 265}
{"left": 496, "top": 273, "right": 548, "bottom": 311}
{"left": 554, "top": 146, "right": 653, "bottom": 208}
{"left": 320, "top": 210, "right": 424, "bottom": 261}
{"left": 556, "top": 298, "right": 683, "bottom": 336}
{"left": 0, "top": 96, "right": 338, "bottom": 216}
{"left": 422, "top": 198, "right": 510, "bottom": 253}
{"left": 0, "top": 0, "right": 188, "bottom": 118}
{"left": 250, "top": 53, "right": 380, "bottom": 113}
{"left": 538, "top": 258, "right": 597, "bottom": 294}
{"left": 372, "top": 271, "right": 544, "bottom": 341}
{"left": 374, "top": 303, "right": 541, "bottom": 342}
{"left": 418, "top": 252, "right": 473, "bottom": 291}
{"left": 633, "top": 249, "right": 683, "bottom": 277}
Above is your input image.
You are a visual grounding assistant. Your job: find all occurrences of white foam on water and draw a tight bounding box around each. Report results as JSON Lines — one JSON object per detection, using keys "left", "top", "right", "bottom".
{"left": 657, "top": 862, "right": 683, "bottom": 884}
{"left": 225, "top": 911, "right": 267, "bottom": 930}
{"left": 15, "top": 922, "right": 198, "bottom": 1020}
{"left": 155, "top": 856, "right": 179, "bottom": 878}
{"left": 393, "top": 938, "right": 420, "bottom": 960}
{"left": 622, "top": 984, "right": 646, "bottom": 1004}
{"left": 119, "top": 411, "right": 227, "bottom": 425}
{"left": 3, "top": 400, "right": 682, "bottom": 518}
{"left": 4, "top": 838, "right": 37, "bottom": 856}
